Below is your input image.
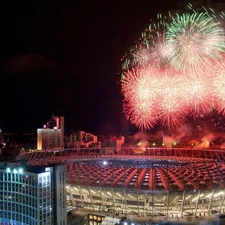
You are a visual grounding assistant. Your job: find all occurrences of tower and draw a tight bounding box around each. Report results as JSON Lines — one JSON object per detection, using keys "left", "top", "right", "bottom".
{"left": 37, "top": 116, "right": 64, "bottom": 150}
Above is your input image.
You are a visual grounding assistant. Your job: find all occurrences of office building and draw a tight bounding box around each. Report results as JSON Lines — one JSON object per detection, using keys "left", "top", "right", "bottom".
{"left": 37, "top": 116, "right": 64, "bottom": 150}
{"left": 0, "top": 162, "right": 67, "bottom": 225}
{"left": 68, "top": 130, "right": 98, "bottom": 148}
{"left": 101, "top": 136, "right": 124, "bottom": 153}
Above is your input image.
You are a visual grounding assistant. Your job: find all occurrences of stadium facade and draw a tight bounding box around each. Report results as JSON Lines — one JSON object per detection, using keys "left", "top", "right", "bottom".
{"left": 17, "top": 148, "right": 225, "bottom": 219}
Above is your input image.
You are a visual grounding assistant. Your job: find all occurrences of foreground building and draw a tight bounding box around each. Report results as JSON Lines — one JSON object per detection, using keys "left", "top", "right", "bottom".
{"left": 0, "top": 162, "right": 67, "bottom": 225}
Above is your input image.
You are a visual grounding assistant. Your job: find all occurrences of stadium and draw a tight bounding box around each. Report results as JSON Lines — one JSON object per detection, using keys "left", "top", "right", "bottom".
{"left": 17, "top": 148, "right": 225, "bottom": 219}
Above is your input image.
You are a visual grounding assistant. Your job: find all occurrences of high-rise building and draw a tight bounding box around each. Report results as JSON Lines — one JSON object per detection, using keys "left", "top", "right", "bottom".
{"left": 37, "top": 116, "right": 64, "bottom": 150}
{"left": 102, "top": 136, "right": 124, "bottom": 151}
{"left": 0, "top": 127, "right": 5, "bottom": 152}
{"left": 67, "top": 130, "right": 98, "bottom": 148}
{"left": 0, "top": 162, "right": 67, "bottom": 225}
{"left": 0, "top": 127, "right": 3, "bottom": 145}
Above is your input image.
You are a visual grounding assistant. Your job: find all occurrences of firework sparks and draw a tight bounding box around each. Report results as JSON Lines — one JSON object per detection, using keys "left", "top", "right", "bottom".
{"left": 166, "top": 10, "right": 225, "bottom": 72}
{"left": 121, "top": 66, "right": 159, "bottom": 129}
{"left": 120, "top": 4, "right": 225, "bottom": 130}
{"left": 157, "top": 71, "right": 189, "bottom": 128}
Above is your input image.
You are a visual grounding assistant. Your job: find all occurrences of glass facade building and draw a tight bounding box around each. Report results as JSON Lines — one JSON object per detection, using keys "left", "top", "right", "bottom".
{"left": 0, "top": 162, "right": 67, "bottom": 225}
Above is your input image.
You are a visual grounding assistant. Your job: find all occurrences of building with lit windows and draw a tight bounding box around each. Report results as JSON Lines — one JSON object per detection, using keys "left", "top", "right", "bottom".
{"left": 101, "top": 136, "right": 125, "bottom": 153}
{"left": 77, "top": 131, "right": 97, "bottom": 143}
{"left": 37, "top": 116, "right": 64, "bottom": 150}
{"left": 0, "top": 162, "right": 67, "bottom": 225}
{"left": 67, "top": 130, "right": 98, "bottom": 148}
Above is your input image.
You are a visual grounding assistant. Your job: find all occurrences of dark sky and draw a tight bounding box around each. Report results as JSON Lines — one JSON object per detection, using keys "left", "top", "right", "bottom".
{"left": 0, "top": 0, "right": 184, "bottom": 134}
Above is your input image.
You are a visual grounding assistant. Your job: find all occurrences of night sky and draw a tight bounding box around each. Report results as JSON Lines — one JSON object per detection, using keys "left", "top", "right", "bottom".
{"left": 0, "top": 0, "right": 191, "bottom": 134}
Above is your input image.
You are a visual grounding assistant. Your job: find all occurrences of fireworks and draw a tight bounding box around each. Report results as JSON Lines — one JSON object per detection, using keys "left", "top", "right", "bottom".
{"left": 120, "top": 4, "right": 225, "bottom": 130}
{"left": 121, "top": 66, "right": 159, "bottom": 129}
{"left": 166, "top": 10, "right": 225, "bottom": 71}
